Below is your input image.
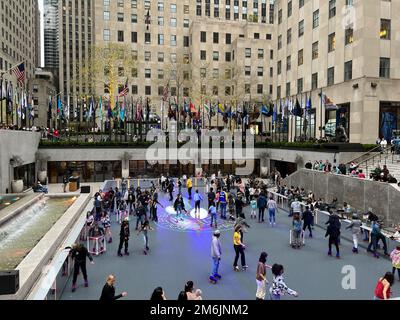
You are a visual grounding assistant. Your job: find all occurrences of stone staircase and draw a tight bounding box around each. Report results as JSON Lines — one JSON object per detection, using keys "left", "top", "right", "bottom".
{"left": 350, "top": 148, "right": 400, "bottom": 180}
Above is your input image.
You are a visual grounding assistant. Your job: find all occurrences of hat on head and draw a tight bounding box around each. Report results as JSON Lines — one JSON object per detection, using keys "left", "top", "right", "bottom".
{"left": 214, "top": 230, "right": 221, "bottom": 236}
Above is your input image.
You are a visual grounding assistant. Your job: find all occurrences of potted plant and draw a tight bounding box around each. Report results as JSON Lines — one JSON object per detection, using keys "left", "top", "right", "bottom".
{"left": 10, "top": 156, "right": 24, "bottom": 193}
{"left": 35, "top": 152, "right": 50, "bottom": 184}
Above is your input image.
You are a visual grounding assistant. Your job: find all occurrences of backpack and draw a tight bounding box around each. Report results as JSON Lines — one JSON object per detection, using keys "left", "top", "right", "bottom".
{"left": 219, "top": 191, "right": 227, "bottom": 203}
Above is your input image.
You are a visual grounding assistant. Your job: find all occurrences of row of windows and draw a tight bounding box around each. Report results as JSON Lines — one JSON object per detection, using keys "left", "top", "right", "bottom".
{"left": 277, "top": 57, "right": 391, "bottom": 97}
{"left": 106, "top": 84, "right": 267, "bottom": 97}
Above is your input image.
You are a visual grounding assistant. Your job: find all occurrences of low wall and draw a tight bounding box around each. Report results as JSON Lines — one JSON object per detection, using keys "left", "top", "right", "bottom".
{"left": 283, "top": 169, "right": 400, "bottom": 225}
{"left": 0, "top": 193, "right": 92, "bottom": 300}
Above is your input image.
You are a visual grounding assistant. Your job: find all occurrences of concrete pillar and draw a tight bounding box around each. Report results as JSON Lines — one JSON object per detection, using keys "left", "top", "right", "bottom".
{"left": 122, "top": 160, "right": 129, "bottom": 179}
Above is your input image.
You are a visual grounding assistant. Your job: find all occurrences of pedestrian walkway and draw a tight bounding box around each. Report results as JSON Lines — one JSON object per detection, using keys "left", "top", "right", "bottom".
{"left": 60, "top": 188, "right": 398, "bottom": 300}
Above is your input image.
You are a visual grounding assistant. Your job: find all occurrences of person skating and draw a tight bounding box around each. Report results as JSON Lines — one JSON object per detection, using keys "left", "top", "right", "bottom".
{"left": 256, "top": 252, "right": 270, "bottom": 300}
{"left": 187, "top": 177, "right": 193, "bottom": 200}
{"left": 233, "top": 225, "right": 248, "bottom": 271}
{"left": 210, "top": 230, "right": 222, "bottom": 284}
{"left": 250, "top": 197, "right": 257, "bottom": 219}
{"left": 257, "top": 192, "right": 267, "bottom": 223}
{"left": 69, "top": 243, "right": 94, "bottom": 292}
{"left": 135, "top": 202, "right": 146, "bottom": 230}
{"left": 269, "top": 264, "right": 299, "bottom": 300}
{"left": 63, "top": 175, "right": 69, "bottom": 193}
{"left": 218, "top": 188, "right": 228, "bottom": 220}
{"left": 302, "top": 206, "right": 314, "bottom": 238}
{"left": 346, "top": 213, "right": 362, "bottom": 253}
{"left": 118, "top": 218, "right": 130, "bottom": 257}
{"left": 193, "top": 190, "right": 203, "bottom": 219}
{"left": 99, "top": 275, "right": 128, "bottom": 301}
{"left": 325, "top": 213, "right": 341, "bottom": 258}
{"left": 101, "top": 211, "right": 112, "bottom": 243}
{"left": 367, "top": 220, "right": 389, "bottom": 258}
{"left": 137, "top": 220, "right": 154, "bottom": 255}
{"left": 390, "top": 246, "right": 400, "bottom": 281}
{"left": 207, "top": 187, "right": 216, "bottom": 209}
{"left": 291, "top": 213, "right": 303, "bottom": 249}
{"left": 374, "top": 272, "right": 394, "bottom": 300}
{"left": 168, "top": 179, "right": 175, "bottom": 201}
{"left": 267, "top": 195, "right": 277, "bottom": 226}
{"left": 209, "top": 204, "right": 218, "bottom": 228}
{"left": 174, "top": 194, "right": 187, "bottom": 222}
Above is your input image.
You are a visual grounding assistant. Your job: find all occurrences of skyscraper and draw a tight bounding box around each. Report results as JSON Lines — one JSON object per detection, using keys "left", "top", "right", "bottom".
{"left": 44, "top": 0, "right": 59, "bottom": 71}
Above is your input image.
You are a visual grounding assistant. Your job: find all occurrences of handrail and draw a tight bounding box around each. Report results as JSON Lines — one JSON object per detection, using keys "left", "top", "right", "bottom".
{"left": 345, "top": 145, "right": 382, "bottom": 165}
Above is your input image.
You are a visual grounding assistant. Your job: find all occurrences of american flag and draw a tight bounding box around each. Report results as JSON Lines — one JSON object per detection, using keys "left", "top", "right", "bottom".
{"left": 11, "top": 63, "right": 25, "bottom": 85}
{"left": 162, "top": 83, "right": 169, "bottom": 101}
{"left": 118, "top": 79, "right": 129, "bottom": 97}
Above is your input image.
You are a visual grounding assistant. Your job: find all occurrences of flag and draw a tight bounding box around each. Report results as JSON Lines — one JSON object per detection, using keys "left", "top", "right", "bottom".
{"left": 29, "top": 93, "right": 34, "bottom": 120}
{"left": 272, "top": 104, "right": 277, "bottom": 124}
{"left": 305, "top": 95, "right": 312, "bottom": 120}
{"left": 57, "top": 96, "right": 63, "bottom": 115}
{"left": 120, "top": 98, "right": 126, "bottom": 121}
{"left": 293, "top": 98, "right": 303, "bottom": 117}
{"left": 87, "top": 97, "right": 94, "bottom": 120}
{"left": 65, "top": 96, "right": 70, "bottom": 120}
{"left": 218, "top": 103, "right": 225, "bottom": 114}
{"left": 261, "top": 105, "right": 269, "bottom": 117}
{"left": 99, "top": 96, "right": 103, "bottom": 121}
{"left": 118, "top": 79, "right": 129, "bottom": 97}
{"left": 11, "top": 63, "right": 25, "bottom": 85}
{"left": 162, "top": 83, "right": 169, "bottom": 102}
{"left": 190, "top": 101, "right": 197, "bottom": 117}
{"left": 136, "top": 99, "right": 143, "bottom": 121}
{"left": 320, "top": 92, "right": 338, "bottom": 110}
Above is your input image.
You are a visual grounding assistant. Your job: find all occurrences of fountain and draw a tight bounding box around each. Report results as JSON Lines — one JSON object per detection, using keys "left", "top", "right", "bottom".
{"left": 0, "top": 197, "right": 76, "bottom": 271}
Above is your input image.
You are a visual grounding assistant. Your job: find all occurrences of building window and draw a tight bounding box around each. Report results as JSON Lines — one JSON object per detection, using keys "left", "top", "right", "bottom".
{"left": 158, "top": 34, "right": 164, "bottom": 45}
{"left": 257, "top": 84, "right": 263, "bottom": 94}
{"left": 170, "top": 35, "right": 177, "bottom": 46}
{"left": 171, "top": 4, "right": 177, "bottom": 13}
{"left": 257, "top": 67, "right": 264, "bottom": 77}
{"left": 287, "top": 1, "right": 292, "bottom": 17}
{"left": 118, "top": 30, "right": 124, "bottom": 42}
{"left": 328, "top": 33, "right": 336, "bottom": 52}
{"left": 287, "top": 29, "right": 292, "bottom": 44}
{"left": 145, "top": 69, "right": 151, "bottom": 79}
{"left": 286, "top": 56, "right": 291, "bottom": 71}
{"left": 200, "top": 50, "right": 207, "bottom": 60}
{"left": 103, "top": 29, "right": 110, "bottom": 41}
{"left": 132, "top": 85, "right": 138, "bottom": 95}
{"left": 145, "top": 86, "right": 151, "bottom": 96}
{"left": 277, "top": 61, "right": 282, "bottom": 75}
{"left": 131, "top": 68, "right": 138, "bottom": 77}
{"left": 277, "top": 86, "right": 281, "bottom": 98}
{"left": 144, "top": 51, "right": 151, "bottom": 61}
{"left": 104, "top": 11, "right": 110, "bottom": 20}
{"left": 158, "top": 1, "right": 164, "bottom": 11}
{"left": 345, "top": 28, "right": 354, "bottom": 45}
{"left": 327, "top": 67, "right": 335, "bottom": 86}
{"left": 299, "top": 0, "right": 304, "bottom": 8}
{"left": 225, "top": 52, "right": 231, "bottom": 62}
{"left": 298, "top": 20, "right": 304, "bottom": 37}
{"left": 245, "top": 48, "right": 251, "bottom": 58}
{"left": 131, "top": 14, "right": 137, "bottom": 23}
{"left": 266, "top": 34, "right": 272, "bottom": 40}
{"left": 278, "top": 9, "right": 282, "bottom": 24}
{"left": 286, "top": 82, "right": 291, "bottom": 97}
{"left": 298, "top": 49, "right": 304, "bottom": 66}
{"left": 131, "top": 32, "right": 137, "bottom": 43}
{"left": 380, "top": 19, "right": 391, "bottom": 40}
{"left": 270, "top": 50, "right": 274, "bottom": 59}
{"left": 225, "top": 87, "right": 231, "bottom": 96}
{"left": 245, "top": 66, "right": 251, "bottom": 76}
{"left": 200, "top": 68, "right": 207, "bottom": 78}
{"left": 184, "top": 5, "right": 190, "bottom": 14}
{"left": 213, "top": 51, "right": 219, "bottom": 61}
{"left": 158, "top": 16, "right": 164, "bottom": 26}
{"left": 380, "top": 58, "right": 390, "bottom": 78}
{"left": 278, "top": 35, "right": 282, "bottom": 50}
{"left": 344, "top": 60, "right": 353, "bottom": 81}
{"left": 145, "top": 33, "right": 151, "bottom": 44}
{"left": 158, "top": 69, "right": 164, "bottom": 80}
{"left": 183, "top": 19, "right": 189, "bottom": 28}
{"left": 311, "top": 73, "right": 318, "bottom": 90}
{"left": 183, "top": 36, "right": 189, "bottom": 47}
{"left": 158, "top": 52, "right": 164, "bottom": 62}
{"left": 200, "top": 31, "right": 207, "bottom": 42}
{"left": 329, "top": 0, "right": 336, "bottom": 19}
{"left": 225, "top": 69, "right": 232, "bottom": 79}
{"left": 312, "top": 42, "right": 318, "bottom": 59}
{"left": 213, "top": 69, "right": 219, "bottom": 79}
{"left": 245, "top": 84, "right": 250, "bottom": 94}
{"left": 117, "top": 13, "right": 124, "bottom": 22}
{"left": 226, "top": 33, "right": 232, "bottom": 44}
{"left": 258, "top": 49, "right": 264, "bottom": 59}
{"left": 297, "top": 78, "right": 303, "bottom": 94}
{"left": 213, "top": 32, "right": 219, "bottom": 44}
{"left": 254, "top": 33, "right": 260, "bottom": 39}
{"left": 313, "top": 10, "right": 319, "bottom": 29}
{"left": 170, "top": 18, "right": 177, "bottom": 27}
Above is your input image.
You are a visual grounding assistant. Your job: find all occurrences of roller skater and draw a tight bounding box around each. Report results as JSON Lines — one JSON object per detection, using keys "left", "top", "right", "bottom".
{"left": 210, "top": 230, "right": 222, "bottom": 284}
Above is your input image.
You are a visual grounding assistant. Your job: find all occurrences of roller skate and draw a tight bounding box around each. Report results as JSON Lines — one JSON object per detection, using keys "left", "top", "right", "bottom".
{"left": 209, "top": 276, "right": 218, "bottom": 284}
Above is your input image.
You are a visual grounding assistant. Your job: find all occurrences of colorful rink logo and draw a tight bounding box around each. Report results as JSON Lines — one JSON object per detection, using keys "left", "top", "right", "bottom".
{"left": 156, "top": 198, "right": 234, "bottom": 233}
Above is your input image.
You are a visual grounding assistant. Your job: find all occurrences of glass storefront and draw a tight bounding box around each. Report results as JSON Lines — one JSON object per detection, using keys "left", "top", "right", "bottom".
{"left": 48, "top": 161, "right": 122, "bottom": 183}
{"left": 324, "top": 103, "right": 350, "bottom": 139}
{"left": 14, "top": 163, "right": 35, "bottom": 191}
{"left": 380, "top": 101, "right": 400, "bottom": 141}
{"left": 294, "top": 109, "right": 316, "bottom": 141}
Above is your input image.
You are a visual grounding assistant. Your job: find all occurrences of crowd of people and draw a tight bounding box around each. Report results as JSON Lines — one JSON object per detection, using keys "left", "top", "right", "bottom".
{"left": 65, "top": 171, "right": 400, "bottom": 300}
{"left": 304, "top": 159, "right": 398, "bottom": 183}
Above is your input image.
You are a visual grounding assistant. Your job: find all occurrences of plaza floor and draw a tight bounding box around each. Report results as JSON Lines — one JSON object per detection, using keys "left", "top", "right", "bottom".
{"left": 60, "top": 187, "right": 399, "bottom": 300}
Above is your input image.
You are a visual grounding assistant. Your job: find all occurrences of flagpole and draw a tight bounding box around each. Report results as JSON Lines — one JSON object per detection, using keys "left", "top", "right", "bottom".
{"left": 320, "top": 88, "right": 323, "bottom": 140}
